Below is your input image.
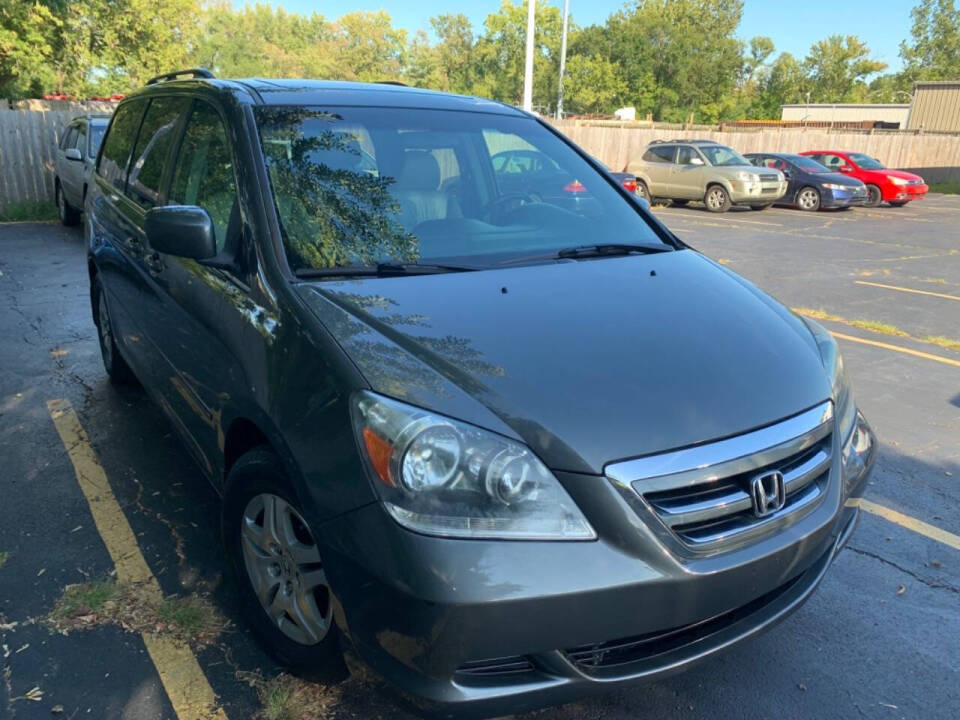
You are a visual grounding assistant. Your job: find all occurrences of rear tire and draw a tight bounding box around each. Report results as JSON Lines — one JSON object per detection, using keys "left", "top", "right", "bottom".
{"left": 796, "top": 186, "right": 821, "bottom": 212}
{"left": 864, "top": 184, "right": 883, "bottom": 207}
{"left": 704, "top": 185, "right": 731, "bottom": 213}
{"left": 56, "top": 182, "right": 80, "bottom": 226}
{"left": 889, "top": 201, "right": 909, "bottom": 207}
{"left": 92, "top": 276, "right": 136, "bottom": 385}
{"left": 635, "top": 180, "right": 650, "bottom": 201}
{"left": 223, "top": 448, "right": 346, "bottom": 680}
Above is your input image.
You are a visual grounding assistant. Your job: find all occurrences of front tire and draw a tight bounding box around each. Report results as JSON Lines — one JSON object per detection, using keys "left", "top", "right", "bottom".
{"left": 92, "top": 276, "right": 136, "bottom": 385}
{"left": 223, "top": 448, "right": 345, "bottom": 678}
{"left": 796, "top": 186, "right": 821, "bottom": 212}
{"left": 864, "top": 184, "right": 883, "bottom": 207}
{"left": 704, "top": 185, "right": 731, "bottom": 213}
{"left": 56, "top": 181, "right": 80, "bottom": 226}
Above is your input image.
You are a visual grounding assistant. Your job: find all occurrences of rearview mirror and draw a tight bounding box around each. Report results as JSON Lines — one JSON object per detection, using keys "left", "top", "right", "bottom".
{"left": 145, "top": 206, "right": 216, "bottom": 260}
{"left": 65, "top": 148, "right": 82, "bottom": 161}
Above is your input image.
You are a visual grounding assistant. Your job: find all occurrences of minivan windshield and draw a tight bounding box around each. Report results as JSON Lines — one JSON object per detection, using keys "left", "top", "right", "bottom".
{"left": 255, "top": 107, "right": 669, "bottom": 273}
{"left": 700, "top": 145, "right": 751, "bottom": 167}
{"left": 848, "top": 153, "right": 885, "bottom": 170}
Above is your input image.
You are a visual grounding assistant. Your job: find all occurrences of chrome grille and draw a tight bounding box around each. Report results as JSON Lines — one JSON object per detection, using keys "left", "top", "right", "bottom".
{"left": 606, "top": 402, "right": 834, "bottom": 551}
{"left": 758, "top": 173, "right": 780, "bottom": 182}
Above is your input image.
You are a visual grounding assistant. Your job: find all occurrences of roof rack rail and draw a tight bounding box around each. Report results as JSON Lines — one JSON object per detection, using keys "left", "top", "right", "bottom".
{"left": 146, "top": 68, "right": 215, "bottom": 86}
{"left": 685, "top": 138, "right": 719, "bottom": 144}
{"left": 376, "top": 80, "right": 407, "bottom": 86}
{"left": 648, "top": 139, "right": 671, "bottom": 144}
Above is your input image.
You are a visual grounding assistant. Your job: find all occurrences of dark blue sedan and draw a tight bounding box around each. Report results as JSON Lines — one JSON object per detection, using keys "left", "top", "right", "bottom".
{"left": 745, "top": 152, "right": 868, "bottom": 211}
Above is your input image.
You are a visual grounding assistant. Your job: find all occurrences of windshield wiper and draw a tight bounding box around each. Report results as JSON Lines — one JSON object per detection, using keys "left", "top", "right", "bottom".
{"left": 498, "top": 242, "right": 672, "bottom": 266}
{"left": 294, "top": 262, "right": 481, "bottom": 279}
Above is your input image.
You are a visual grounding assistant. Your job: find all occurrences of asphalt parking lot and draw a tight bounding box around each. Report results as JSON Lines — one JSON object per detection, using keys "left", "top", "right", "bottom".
{"left": 1, "top": 197, "right": 958, "bottom": 720}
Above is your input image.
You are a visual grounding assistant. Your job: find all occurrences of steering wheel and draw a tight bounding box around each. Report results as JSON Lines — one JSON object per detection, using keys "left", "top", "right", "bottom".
{"left": 482, "top": 192, "right": 539, "bottom": 222}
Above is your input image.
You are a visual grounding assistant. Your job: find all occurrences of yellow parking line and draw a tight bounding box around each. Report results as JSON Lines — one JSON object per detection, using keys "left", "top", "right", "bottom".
{"left": 830, "top": 331, "right": 960, "bottom": 368}
{"left": 847, "top": 498, "right": 960, "bottom": 552}
{"left": 47, "top": 398, "right": 228, "bottom": 720}
{"left": 855, "top": 280, "right": 960, "bottom": 302}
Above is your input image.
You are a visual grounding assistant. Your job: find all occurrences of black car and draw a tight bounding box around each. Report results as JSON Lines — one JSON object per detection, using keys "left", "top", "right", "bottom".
{"left": 86, "top": 69, "right": 874, "bottom": 718}
{"left": 745, "top": 152, "right": 868, "bottom": 211}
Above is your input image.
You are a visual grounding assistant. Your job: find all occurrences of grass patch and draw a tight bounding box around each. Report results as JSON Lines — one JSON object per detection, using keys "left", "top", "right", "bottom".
{"left": 156, "top": 595, "right": 224, "bottom": 637}
{"left": 52, "top": 581, "right": 119, "bottom": 620}
{"left": 929, "top": 181, "right": 960, "bottom": 195}
{"left": 239, "top": 672, "right": 343, "bottom": 720}
{"left": 48, "top": 580, "right": 227, "bottom": 647}
{"left": 794, "top": 307, "right": 960, "bottom": 353}
{"left": 0, "top": 551, "right": 8, "bottom": 569}
{"left": 0, "top": 200, "right": 58, "bottom": 222}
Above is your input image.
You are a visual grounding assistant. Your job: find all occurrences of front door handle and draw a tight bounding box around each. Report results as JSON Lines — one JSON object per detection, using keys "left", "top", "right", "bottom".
{"left": 146, "top": 252, "right": 164, "bottom": 275}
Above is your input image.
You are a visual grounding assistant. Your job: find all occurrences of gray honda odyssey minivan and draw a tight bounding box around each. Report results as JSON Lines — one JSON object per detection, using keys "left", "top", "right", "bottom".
{"left": 86, "top": 70, "right": 876, "bottom": 718}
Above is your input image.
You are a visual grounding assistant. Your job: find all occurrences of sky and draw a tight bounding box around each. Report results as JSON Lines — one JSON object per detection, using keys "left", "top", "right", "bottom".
{"left": 259, "top": 0, "right": 914, "bottom": 71}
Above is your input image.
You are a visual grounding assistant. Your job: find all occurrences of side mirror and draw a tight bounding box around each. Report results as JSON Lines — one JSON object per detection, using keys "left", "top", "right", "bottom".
{"left": 65, "top": 148, "right": 82, "bottom": 161}
{"left": 689, "top": 157, "right": 704, "bottom": 166}
{"left": 782, "top": 169, "right": 791, "bottom": 178}
{"left": 145, "top": 206, "right": 216, "bottom": 260}
{"left": 839, "top": 165, "right": 853, "bottom": 173}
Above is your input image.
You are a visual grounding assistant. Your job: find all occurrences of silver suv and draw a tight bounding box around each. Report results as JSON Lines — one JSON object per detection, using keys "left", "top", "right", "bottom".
{"left": 53, "top": 115, "right": 111, "bottom": 225}
{"left": 628, "top": 140, "right": 788, "bottom": 212}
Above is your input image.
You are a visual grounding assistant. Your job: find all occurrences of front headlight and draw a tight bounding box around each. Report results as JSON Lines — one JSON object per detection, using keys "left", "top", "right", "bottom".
{"left": 351, "top": 391, "right": 596, "bottom": 540}
{"left": 736, "top": 171, "right": 760, "bottom": 182}
{"left": 822, "top": 183, "right": 847, "bottom": 191}
{"left": 888, "top": 175, "right": 909, "bottom": 185}
{"left": 802, "top": 318, "right": 873, "bottom": 495}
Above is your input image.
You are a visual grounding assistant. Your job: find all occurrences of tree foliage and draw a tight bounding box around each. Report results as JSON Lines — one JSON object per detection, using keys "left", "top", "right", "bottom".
{"left": 1, "top": 0, "right": 956, "bottom": 122}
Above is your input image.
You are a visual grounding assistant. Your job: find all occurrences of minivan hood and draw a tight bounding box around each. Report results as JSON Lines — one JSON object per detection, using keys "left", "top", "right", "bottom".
{"left": 298, "top": 250, "right": 831, "bottom": 475}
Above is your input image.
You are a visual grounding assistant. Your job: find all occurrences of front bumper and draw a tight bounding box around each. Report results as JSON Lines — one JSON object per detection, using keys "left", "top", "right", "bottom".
{"left": 730, "top": 179, "right": 787, "bottom": 204}
{"left": 885, "top": 183, "right": 928, "bottom": 202}
{"left": 318, "top": 413, "right": 876, "bottom": 719}
{"left": 822, "top": 187, "right": 869, "bottom": 208}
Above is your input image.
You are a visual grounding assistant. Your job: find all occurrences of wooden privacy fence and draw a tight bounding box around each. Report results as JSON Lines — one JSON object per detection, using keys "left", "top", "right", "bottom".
{"left": 551, "top": 120, "right": 960, "bottom": 183}
{"left": 0, "top": 100, "right": 116, "bottom": 211}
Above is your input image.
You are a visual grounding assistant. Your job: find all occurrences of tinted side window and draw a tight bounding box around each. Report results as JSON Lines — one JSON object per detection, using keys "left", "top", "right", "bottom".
{"left": 127, "top": 97, "right": 190, "bottom": 210}
{"left": 169, "top": 102, "right": 237, "bottom": 253}
{"left": 643, "top": 145, "right": 675, "bottom": 163}
{"left": 98, "top": 100, "right": 147, "bottom": 191}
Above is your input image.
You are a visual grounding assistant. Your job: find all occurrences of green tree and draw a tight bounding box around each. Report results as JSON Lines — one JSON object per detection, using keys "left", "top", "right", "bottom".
{"left": 803, "top": 35, "right": 887, "bottom": 103}
{"left": 900, "top": 0, "right": 960, "bottom": 82}
{"left": 472, "top": 0, "right": 564, "bottom": 110}
{"left": 330, "top": 11, "right": 406, "bottom": 82}
{"left": 563, "top": 55, "right": 627, "bottom": 114}
{"left": 0, "top": 0, "right": 59, "bottom": 97}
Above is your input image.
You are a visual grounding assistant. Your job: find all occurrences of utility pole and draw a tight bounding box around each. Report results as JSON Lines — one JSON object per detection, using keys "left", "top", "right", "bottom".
{"left": 522, "top": 0, "right": 535, "bottom": 112}
{"left": 556, "top": 0, "right": 570, "bottom": 119}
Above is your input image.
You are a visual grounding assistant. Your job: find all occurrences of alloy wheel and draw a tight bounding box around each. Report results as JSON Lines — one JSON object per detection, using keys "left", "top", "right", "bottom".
{"left": 240, "top": 493, "right": 332, "bottom": 646}
{"left": 798, "top": 188, "right": 819, "bottom": 211}
{"left": 706, "top": 187, "right": 726, "bottom": 210}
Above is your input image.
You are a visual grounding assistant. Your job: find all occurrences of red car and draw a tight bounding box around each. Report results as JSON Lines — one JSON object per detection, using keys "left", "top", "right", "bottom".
{"left": 799, "top": 151, "right": 927, "bottom": 207}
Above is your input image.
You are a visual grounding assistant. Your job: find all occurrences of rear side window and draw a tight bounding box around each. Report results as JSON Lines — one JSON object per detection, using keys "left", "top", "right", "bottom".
{"left": 643, "top": 145, "right": 675, "bottom": 163}
{"left": 60, "top": 126, "right": 78, "bottom": 150}
{"left": 168, "top": 102, "right": 238, "bottom": 253}
{"left": 98, "top": 100, "right": 147, "bottom": 191}
{"left": 127, "top": 97, "right": 190, "bottom": 210}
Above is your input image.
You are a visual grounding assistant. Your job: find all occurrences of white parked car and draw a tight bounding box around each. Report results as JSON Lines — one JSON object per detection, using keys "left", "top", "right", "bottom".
{"left": 53, "top": 115, "right": 111, "bottom": 225}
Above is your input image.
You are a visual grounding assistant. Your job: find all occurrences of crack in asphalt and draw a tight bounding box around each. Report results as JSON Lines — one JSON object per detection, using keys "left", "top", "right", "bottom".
{"left": 846, "top": 545, "right": 960, "bottom": 596}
